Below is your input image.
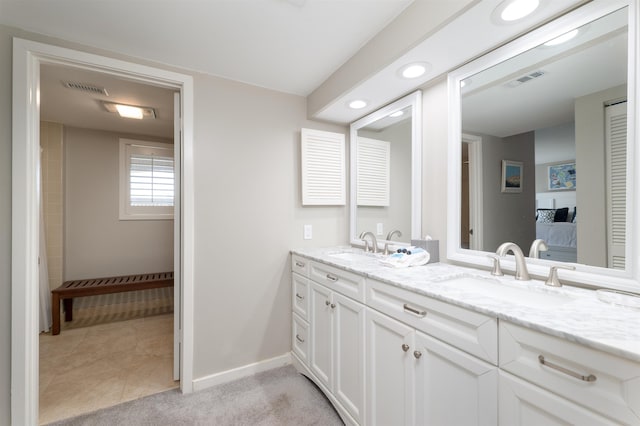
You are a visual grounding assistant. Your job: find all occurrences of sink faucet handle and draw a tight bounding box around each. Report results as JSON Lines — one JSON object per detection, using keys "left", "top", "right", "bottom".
{"left": 545, "top": 264, "right": 576, "bottom": 287}
{"left": 487, "top": 254, "right": 504, "bottom": 276}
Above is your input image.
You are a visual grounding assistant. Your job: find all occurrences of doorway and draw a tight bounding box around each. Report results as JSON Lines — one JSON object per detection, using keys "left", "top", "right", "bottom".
{"left": 12, "top": 38, "right": 195, "bottom": 425}
{"left": 461, "top": 134, "right": 483, "bottom": 251}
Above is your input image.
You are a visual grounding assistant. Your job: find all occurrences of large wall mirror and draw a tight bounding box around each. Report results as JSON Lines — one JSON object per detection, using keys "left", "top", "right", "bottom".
{"left": 447, "top": 1, "right": 639, "bottom": 291}
{"left": 350, "top": 91, "right": 422, "bottom": 246}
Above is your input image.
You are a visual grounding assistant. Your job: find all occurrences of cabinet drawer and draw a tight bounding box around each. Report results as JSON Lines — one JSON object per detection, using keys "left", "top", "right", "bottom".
{"left": 292, "top": 313, "right": 309, "bottom": 366}
{"left": 309, "top": 261, "right": 365, "bottom": 303}
{"left": 291, "top": 254, "right": 310, "bottom": 276}
{"left": 367, "top": 279, "right": 497, "bottom": 364}
{"left": 292, "top": 273, "right": 310, "bottom": 321}
{"left": 500, "top": 321, "right": 640, "bottom": 425}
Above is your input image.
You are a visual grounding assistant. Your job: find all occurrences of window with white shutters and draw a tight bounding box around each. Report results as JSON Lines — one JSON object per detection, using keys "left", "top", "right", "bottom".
{"left": 119, "top": 139, "right": 174, "bottom": 220}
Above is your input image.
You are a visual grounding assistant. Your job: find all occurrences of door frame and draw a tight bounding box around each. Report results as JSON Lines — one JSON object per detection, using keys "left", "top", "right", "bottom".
{"left": 11, "top": 38, "right": 195, "bottom": 425}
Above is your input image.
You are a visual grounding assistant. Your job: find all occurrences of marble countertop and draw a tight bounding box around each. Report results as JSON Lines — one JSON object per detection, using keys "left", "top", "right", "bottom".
{"left": 291, "top": 246, "right": 640, "bottom": 362}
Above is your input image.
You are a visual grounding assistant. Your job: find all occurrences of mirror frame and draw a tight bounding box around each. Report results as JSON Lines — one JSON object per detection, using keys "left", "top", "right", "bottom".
{"left": 447, "top": 0, "right": 640, "bottom": 291}
{"left": 350, "top": 90, "right": 422, "bottom": 246}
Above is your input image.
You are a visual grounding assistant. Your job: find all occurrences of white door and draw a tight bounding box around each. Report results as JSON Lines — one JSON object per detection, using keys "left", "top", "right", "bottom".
{"left": 414, "top": 331, "right": 497, "bottom": 426}
{"left": 366, "top": 309, "right": 415, "bottom": 426}
{"left": 310, "top": 282, "right": 333, "bottom": 388}
{"left": 499, "top": 372, "right": 611, "bottom": 425}
{"left": 332, "top": 292, "right": 365, "bottom": 423}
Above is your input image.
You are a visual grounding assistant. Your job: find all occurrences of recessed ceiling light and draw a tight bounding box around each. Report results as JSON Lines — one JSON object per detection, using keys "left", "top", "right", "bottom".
{"left": 103, "top": 101, "right": 156, "bottom": 119}
{"left": 544, "top": 29, "right": 579, "bottom": 46}
{"left": 399, "top": 62, "right": 431, "bottom": 79}
{"left": 389, "top": 111, "right": 404, "bottom": 118}
{"left": 495, "top": 0, "right": 540, "bottom": 22}
{"left": 348, "top": 100, "right": 367, "bottom": 110}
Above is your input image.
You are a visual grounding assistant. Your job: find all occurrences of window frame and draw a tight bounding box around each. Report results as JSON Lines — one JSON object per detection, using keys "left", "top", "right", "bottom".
{"left": 119, "top": 138, "right": 175, "bottom": 220}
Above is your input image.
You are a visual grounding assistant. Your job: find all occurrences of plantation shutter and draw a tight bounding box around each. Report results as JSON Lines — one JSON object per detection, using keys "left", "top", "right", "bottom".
{"left": 301, "top": 128, "right": 346, "bottom": 205}
{"left": 356, "top": 137, "right": 390, "bottom": 206}
{"left": 605, "top": 101, "right": 627, "bottom": 269}
{"left": 129, "top": 152, "right": 175, "bottom": 207}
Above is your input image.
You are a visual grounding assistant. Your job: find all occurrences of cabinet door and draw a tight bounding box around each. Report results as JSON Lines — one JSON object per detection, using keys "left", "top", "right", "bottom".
{"left": 310, "top": 281, "right": 333, "bottom": 389}
{"left": 414, "top": 331, "right": 497, "bottom": 426}
{"left": 499, "top": 372, "right": 613, "bottom": 426}
{"left": 366, "top": 308, "right": 415, "bottom": 426}
{"left": 333, "top": 292, "right": 365, "bottom": 424}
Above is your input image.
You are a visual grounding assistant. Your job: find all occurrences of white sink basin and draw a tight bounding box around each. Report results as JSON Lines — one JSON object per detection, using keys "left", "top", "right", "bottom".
{"left": 441, "top": 276, "right": 575, "bottom": 308}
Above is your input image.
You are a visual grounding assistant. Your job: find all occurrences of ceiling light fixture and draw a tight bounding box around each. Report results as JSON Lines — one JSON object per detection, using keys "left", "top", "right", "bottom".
{"left": 494, "top": 0, "right": 540, "bottom": 23}
{"left": 348, "top": 100, "right": 368, "bottom": 110}
{"left": 389, "top": 111, "right": 404, "bottom": 118}
{"left": 103, "top": 101, "right": 156, "bottom": 120}
{"left": 398, "top": 62, "right": 430, "bottom": 79}
{"left": 544, "top": 29, "right": 579, "bottom": 46}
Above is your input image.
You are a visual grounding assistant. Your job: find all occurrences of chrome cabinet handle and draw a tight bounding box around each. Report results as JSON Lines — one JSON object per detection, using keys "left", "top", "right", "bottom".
{"left": 413, "top": 351, "right": 422, "bottom": 359}
{"left": 325, "top": 300, "right": 331, "bottom": 306}
{"left": 296, "top": 334, "right": 305, "bottom": 343}
{"left": 326, "top": 273, "right": 338, "bottom": 282}
{"left": 403, "top": 303, "right": 427, "bottom": 318}
{"left": 330, "top": 303, "right": 336, "bottom": 309}
{"left": 295, "top": 261, "right": 305, "bottom": 268}
{"left": 295, "top": 293, "right": 304, "bottom": 300}
{"left": 538, "top": 355, "right": 597, "bottom": 382}
{"left": 402, "top": 344, "right": 410, "bottom": 352}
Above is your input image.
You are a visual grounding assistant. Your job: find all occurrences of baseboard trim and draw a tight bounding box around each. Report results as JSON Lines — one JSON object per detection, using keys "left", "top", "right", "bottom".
{"left": 192, "top": 352, "right": 292, "bottom": 392}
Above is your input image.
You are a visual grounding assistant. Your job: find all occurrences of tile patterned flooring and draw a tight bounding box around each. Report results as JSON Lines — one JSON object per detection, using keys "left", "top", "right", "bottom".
{"left": 39, "top": 313, "right": 178, "bottom": 425}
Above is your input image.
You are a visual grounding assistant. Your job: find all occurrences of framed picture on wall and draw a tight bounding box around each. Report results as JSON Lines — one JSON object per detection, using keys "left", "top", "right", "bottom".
{"left": 548, "top": 162, "right": 576, "bottom": 190}
{"left": 501, "top": 160, "right": 523, "bottom": 193}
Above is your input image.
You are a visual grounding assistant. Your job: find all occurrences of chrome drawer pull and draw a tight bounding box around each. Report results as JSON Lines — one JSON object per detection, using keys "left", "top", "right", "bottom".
{"left": 325, "top": 300, "right": 331, "bottom": 306}
{"left": 403, "top": 303, "right": 427, "bottom": 317}
{"left": 326, "top": 273, "right": 338, "bottom": 282}
{"left": 296, "top": 334, "right": 305, "bottom": 343}
{"left": 295, "top": 293, "right": 304, "bottom": 300}
{"left": 402, "top": 344, "right": 410, "bottom": 352}
{"left": 538, "top": 355, "right": 597, "bottom": 382}
{"left": 413, "top": 351, "right": 422, "bottom": 359}
{"left": 295, "top": 261, "right": 305, "bottom": 268}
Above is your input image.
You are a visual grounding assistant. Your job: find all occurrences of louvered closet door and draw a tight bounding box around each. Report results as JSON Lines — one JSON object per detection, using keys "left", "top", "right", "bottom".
{"left": 605, "top": 101, "right": 627, "bottom": 269}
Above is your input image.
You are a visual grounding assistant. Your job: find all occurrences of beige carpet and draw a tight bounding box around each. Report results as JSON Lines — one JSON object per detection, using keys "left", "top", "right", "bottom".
{"left": 59, "top": 287, "right": 174, "bottom": 331}
{"left": 47, "top": 365, "right": 344, "bottom": 426}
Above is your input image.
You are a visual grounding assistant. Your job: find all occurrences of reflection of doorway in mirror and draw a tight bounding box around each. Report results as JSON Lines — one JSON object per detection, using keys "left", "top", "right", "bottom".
{"left": 462, "top": 134, "right": 483, "bottom": 250}
{"left": 461, "top": 143, "right": 470, "bottom": 249}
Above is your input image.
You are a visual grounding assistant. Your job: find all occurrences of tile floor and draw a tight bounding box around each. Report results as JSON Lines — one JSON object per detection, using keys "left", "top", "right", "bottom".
{"left": 39, "top": 313, "right": 178, "bottom": 425}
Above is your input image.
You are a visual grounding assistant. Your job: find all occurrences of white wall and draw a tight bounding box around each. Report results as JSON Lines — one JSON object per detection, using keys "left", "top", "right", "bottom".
{"left": 191, "top": 74, "right": 347, "bottom": 377}
{"left": 64, "top": 126, "right": 174, "bottom": 280}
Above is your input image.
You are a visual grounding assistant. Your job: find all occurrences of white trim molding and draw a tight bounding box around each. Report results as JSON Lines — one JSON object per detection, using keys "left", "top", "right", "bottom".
{"left": 11, "top": 38, "right": 196, "bottom": 425}
{"left": 192, "top": 353, "right": 292, "bottom": 392}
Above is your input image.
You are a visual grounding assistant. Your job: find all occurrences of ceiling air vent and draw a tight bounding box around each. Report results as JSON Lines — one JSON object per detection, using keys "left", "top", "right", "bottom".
{"left": 505, "top": 70, "right": 546, "bottom": 88}
{"left": 62, "top": 81, "right": 109, "bottom": 96}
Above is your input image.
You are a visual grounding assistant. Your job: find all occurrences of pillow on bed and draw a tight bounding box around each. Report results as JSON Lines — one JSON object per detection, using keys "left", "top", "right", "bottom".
{"left": 536, "top": 209, "right": 556, "bottom": 223}
{"left": 554, "top": 207, "right": 569, "bottom": 222}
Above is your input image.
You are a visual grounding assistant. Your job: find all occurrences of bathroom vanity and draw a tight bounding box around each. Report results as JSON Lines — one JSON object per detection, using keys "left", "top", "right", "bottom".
{"left": 289, "top": 248, "right": 640, "bottom": 426}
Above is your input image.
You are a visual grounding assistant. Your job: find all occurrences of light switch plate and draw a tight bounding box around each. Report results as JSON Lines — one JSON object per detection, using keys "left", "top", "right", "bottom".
{"left": 376, "top": 223, "right": 384, "bottom": 235}
{"left": 303, "top": 224, "right": 313, "bottom": 240}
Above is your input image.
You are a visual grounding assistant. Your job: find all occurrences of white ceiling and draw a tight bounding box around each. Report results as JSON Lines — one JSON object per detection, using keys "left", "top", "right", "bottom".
{"left": 0, "top": 0, "right": 413, "bottom": 96}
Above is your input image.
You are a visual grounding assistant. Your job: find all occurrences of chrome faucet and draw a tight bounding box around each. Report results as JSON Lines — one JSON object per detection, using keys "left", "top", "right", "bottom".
{"left": 360, "top": 231, "right": 379, "bottom": 253}
{"left": 529, "top": 239, "right": 549, "bottom": 259}
{"left": 383, "top": 229, "right": 402, "bottom": 255}
{"left": 496, "top": 242, "right": 531, "bottom": 281}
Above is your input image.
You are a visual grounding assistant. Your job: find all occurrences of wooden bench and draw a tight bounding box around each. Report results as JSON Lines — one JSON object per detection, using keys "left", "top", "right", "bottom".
{"left": 51, "top": 271, "right": 174, "bottom": 335}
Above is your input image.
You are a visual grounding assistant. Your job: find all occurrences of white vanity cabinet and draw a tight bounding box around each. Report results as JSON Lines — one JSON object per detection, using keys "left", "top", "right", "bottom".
{"left": 499, "top": 321, "right": 640, "bottom": 425}
{"left": 291, "top": 255, "right": 365, "bottom": 425}
{"left": 365, "top": 279, "right": 498, "bottom": 426}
